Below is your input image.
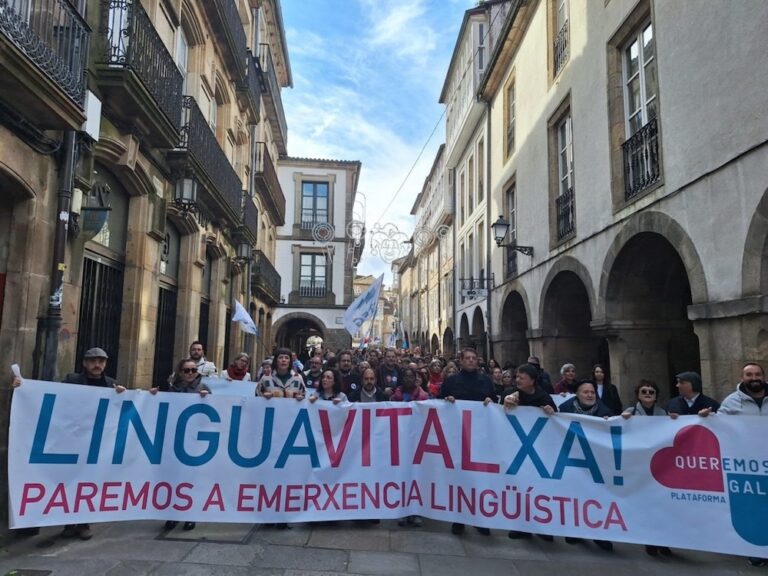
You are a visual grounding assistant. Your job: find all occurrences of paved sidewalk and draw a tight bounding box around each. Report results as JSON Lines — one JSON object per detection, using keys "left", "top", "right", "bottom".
{"left": 0, "top": 518, "right": 757, "bottom": 575}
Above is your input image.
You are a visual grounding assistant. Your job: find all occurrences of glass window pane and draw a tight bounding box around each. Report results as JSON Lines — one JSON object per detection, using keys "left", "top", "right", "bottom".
{"left": 642, "top": 24, "right": 654, "bottom": 61}
{"left": 625, "top": 41, "right": 639, "bottom": 78}
{"left": 629, "top": 112, "right": 643, "bottom": 134}
{"left": 627, "top": 76, "right": 641, "bottom": 117}
{"left": 646, "top": 98, "right": 657, "bottom": 121}
{"left": 316, "top": 184, "right": 328, "bottom": 197}
{"left": 644, "top": 59, "right": 658, "bottom": 103}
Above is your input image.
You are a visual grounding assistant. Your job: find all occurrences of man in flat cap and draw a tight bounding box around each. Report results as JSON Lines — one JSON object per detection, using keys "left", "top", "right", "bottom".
{"left": 11, "top": 346, "right": 124, "bottom": 540}
{"left": 666, "top": 371, "right": 719, "bottom": 417}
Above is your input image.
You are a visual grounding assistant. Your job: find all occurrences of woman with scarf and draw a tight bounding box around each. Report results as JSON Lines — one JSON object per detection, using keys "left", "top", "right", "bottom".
{"left": 558, "top": 380, "right": 614, "bottom": 551}
{"left": 223, "top": 352, "right": 251, "bottom": 381}
{"left": 621, "top": 379, "right": 672, "bottom": 557}
{"left": 427, "top": 359, "right": 444, "bottom": 397}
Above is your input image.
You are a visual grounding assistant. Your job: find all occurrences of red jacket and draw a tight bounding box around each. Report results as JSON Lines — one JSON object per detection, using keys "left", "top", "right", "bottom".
{"left": 391, "top": 385, "right": 430, "bottom": 402}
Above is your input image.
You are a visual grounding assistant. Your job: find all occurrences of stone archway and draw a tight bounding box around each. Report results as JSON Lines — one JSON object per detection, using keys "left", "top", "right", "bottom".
{"left": 442, "top": 327, "right": 455, "bottom": 358}
{"left": 540, "top": 269, "right": 600, "bottom": 382}
{"left": 273, "top": 312, "right": 326, "bottom": 357}
{"left": 459, "top": 313, "right": 470, "bottom": 350}
{"left": 430, "top": 333, "right": 440, "bottom": 355}
{"left": 499, "top": 290, "right": 530, "bottom": 368}
{"left": 471, "top": 307, "right": 486, "bottom": 360}
{"left": 602, "top": 232, "right": 700, "bottom": 402}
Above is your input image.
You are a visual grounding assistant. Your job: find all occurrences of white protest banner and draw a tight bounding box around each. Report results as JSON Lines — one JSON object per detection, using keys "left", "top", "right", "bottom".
{"left": 202, "top": 377, "right": 256, "bottom": 398}
{"left": 9, "top": 380, "right": 768, "bottom": 557}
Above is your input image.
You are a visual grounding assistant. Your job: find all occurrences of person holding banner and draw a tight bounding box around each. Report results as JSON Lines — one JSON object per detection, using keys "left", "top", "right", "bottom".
{"left": 10, "top": 347, "right": 126, "bottom": 540}
{"left": 257, "top": 348, "right": 306, "bottom": 400}
{"left": 348, "top": 368, "right": 386, "bottom": 402}
{"left": 502, "top": 363, "right": 557, "bottom": 542}
{"left": 558, "top": 379, "right": 614, "bottom": 551}
{"left": 666, "top": 371, "right": 719, "bottom": 417}
{"left": 391, "top": 368, "right": 429, "bottom": 402}
{"left": 222, "top": 352, "right": 251, "bottom": 381}
{"left": 440, "top": 348, "right": 496, "bottom": 536}
{"left": 620, "top": 379, "right": 672, "bottom": 557}
{"left": 308, "top": 369, "right": 348, "bottom": 404}
{"left": 161, "top": 358, "right": 210, "bottom": 532}
{"left": 719, "top": 363, "right": 768, "bottom": 567}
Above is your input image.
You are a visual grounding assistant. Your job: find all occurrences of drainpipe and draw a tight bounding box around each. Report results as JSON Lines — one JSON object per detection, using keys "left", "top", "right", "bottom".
{"left": 36, "top": 130, "right": 77, "bottom": 381}
{"left": 484, "top": 100, "right": 493, "bottom": 363}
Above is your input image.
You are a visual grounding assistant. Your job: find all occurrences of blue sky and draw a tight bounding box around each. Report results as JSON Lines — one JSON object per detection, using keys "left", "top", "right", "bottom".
{"left": 281, "top": 0, "right": 475, "bottom": 285}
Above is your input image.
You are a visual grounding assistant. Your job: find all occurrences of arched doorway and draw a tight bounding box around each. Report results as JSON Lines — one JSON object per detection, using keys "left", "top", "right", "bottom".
{"left": 459, "top": 313, "right": 470, "bottom": 350}
{"left": 431, "top": 333, "right": 439, "bottom": 355}
{"left": 471, "top": 307, "right": 486, "bottom": 360}
{"left": 499, "top": 291, "right": 529, "bottom": 368}
{"left": 604, "top": 232, "right": 700, "bottom": 401}
{"left": 442, "top": 327, "right": 455, "bottom": 358}
{"left": 274, "top": 314, "right": 325, "bottom": 359}
{"left": 541, "top": 270, "right": 599, "bottom": 381}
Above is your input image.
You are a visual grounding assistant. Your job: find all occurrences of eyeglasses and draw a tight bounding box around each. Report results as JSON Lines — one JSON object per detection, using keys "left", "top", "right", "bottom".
{"left": 639, "top": 388, "right": 656, "bottom": 395}
{"left": 181, "top": 368, "right": 198, "bottom": 374}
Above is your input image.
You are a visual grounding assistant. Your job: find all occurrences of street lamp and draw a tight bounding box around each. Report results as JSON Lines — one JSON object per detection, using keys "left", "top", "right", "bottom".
{"left": 491, "top": 215, "right": 533, "bottom": 256}
{"left": 174, "top": 177, "right": 198, "bottom": 217}
{"left": 234, "top": 241, "right": 252, "bottom": 265}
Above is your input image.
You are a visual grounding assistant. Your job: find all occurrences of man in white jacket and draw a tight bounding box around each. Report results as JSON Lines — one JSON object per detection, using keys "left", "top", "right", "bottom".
{"left": 719, "top": 363, "right": 767, "bottom": 416}
{"left": 719, "top": 363, "right": 767, "bottom": 568}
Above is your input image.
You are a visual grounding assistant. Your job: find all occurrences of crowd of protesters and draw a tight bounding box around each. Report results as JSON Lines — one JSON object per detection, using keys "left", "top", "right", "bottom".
{"left": 10, "top": 341, "right": 768, "bottom": 566}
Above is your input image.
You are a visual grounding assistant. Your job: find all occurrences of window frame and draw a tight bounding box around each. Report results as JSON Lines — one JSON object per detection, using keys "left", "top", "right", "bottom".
{"left": 621, "top": 21, "right": 657, "bottom": 137}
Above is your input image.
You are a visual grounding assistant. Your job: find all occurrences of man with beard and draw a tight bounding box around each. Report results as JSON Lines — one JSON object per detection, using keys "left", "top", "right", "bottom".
{"left": 718, "top": 363, "right": 768, "bottom": 566}
{"left": 376, "top": 348, "right": 401, "bottom": 397}
{"left": 188, "top": 341, "right": 217, "bottom": 377}
{"left": 338, "top": 350, "right": 361, "bottom": 395}
{"left": 439, "top": 347, "right": 496, "bottom": 536}
{"left": 302, "top": 355, "right": 324, "bottom": 391}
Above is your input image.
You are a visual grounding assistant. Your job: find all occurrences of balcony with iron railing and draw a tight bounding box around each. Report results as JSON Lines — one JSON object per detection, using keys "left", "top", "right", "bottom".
{"left": 553, "top": 19, "right": 569, "bottom": 76}
{"left": 200, "top": 0, "right": 246, "bottom": 84}
{"left": 253, "top": 141, "right": 286, "bottom": 225}
{"left": 622, "top": 117, "right": 661, "bottom": 201}
{"left": 299, "top": 279, "right": 327, "bottom": 298}
{"left": 251, "top": 249, "right": 281, "bottom": 306}
{"left": 258, "top": 43, "right": 287, "bottom": 154}
{"left": 556, "top": 186, "right": 575, "bottom": 241}
{"left": 0, "top": 0, "right": 90, "bottom": 128}
{"left": 241, "top": 194, "right": 259, "bottom": 245}
{"left": 236, "top": 49, "right": 260, "bottom": 124}
{"left": 167, "top": 96, "right": 243, "bottom": 226}
{"left": 96, "top": 0, "right": 183, "bottom": 147}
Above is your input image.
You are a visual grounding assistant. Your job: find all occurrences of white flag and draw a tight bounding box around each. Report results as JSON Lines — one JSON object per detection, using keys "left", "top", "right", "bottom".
{"left": 343, "top": 274, "right": 383, "bottom": 337}
{"left": 232, "top": 300, "right": 258, "bottom": 335}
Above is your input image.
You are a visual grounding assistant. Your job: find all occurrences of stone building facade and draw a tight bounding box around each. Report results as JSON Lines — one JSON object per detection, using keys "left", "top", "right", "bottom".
{"left": 478, "top": 0, "right": 768, "bottom": 401}
{"left": 272, "top": 157, "right": 362, "bottom": 354}
{"left": 0, "top": 0, "right": 291, "bottom": 518}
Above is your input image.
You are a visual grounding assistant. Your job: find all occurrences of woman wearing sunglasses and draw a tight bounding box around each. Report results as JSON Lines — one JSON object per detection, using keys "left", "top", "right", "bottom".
{"left": 163, "top": 358, "right": 211, "bottom": 532}
{"left": 621, "top": 379, "right": 671, "bottom": 557}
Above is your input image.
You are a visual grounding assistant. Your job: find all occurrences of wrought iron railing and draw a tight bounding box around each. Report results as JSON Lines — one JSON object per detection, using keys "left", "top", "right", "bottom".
{"left": 622, "top": 117, "right": 661, "bottom": 200}
{"left": 243, "top": 195, "right": 259, "bottom": 238}
{"left": 241, "top": 49, "right": 260, "bottom": 118}
{"left": 556, "top": 186, "right": 575, "bottom": 240}
{"left": 258, "top": 43, "right": 287, "bottom": 147}
{"left": 299, "top": 279, "right": 327, "bottom": 298}
{"left": 254, "top": 141, "right": 286, "bottom": 224}
{"left": 251, "top": 249, "right": 280, "bottom": 304}
{"left": 179, "top": 96, "right": 242, "bottom": 219}
{"left": 0, "top": 0, "right": 90, "bottom": 105}
{"left": 300, "top": 214, "right": 328, "bottom": 230}
{"left": 553, "top": 19, "right": 569, "bottom": 76}
{"left": 217, "top": 0, "right": 246, "bottom": 79}
{"left": 99, "top": 0, "right": 183, "bottom": 130}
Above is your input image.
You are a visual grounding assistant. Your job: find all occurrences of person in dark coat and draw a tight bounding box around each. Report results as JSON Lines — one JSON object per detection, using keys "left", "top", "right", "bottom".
{"left": 558, "top": 379, "right": 614, "bottom": 551}
{"left": 11, "top": 347, "right": 125, "bottom": 540}
{"left": 666, "top": 371, "right": 719, "bottom": 417}
{"left": 502, "top": 363, "right": 557, "bottom": 542}
{"left": 439, "top": 348, "right": 496, "bottom": 536}
{"left": 527, "top": 356, "right": 554, "bottom": 394}
{"left": 376, "top": 348, "right": 402, "bottom": 397}
{"left": 591, "top": 364, "right": 623, "bottom": 416}
{"left": 348, "top": 368, "right": 387, "bottom": 402}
